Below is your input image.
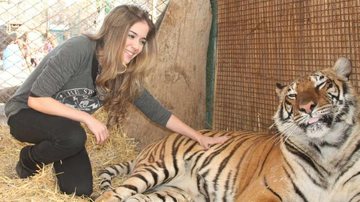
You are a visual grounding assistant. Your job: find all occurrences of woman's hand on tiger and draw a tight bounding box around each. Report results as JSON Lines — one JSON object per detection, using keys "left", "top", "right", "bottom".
{"left": 197, "top": 135, "right": 230, "bottom": 150}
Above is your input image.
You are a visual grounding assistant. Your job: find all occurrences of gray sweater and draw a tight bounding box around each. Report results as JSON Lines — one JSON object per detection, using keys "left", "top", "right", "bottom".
{"left": 5, "top": 35, "right": 171, "bottom": 126}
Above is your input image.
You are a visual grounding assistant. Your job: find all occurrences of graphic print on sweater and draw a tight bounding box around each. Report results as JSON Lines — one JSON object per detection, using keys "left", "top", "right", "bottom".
{"left": 55, "top": 88, "right": 101, "bottom": 113}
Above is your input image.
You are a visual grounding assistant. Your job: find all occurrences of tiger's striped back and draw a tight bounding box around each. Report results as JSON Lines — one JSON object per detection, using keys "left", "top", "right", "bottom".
{"left": 97, "top": 130, "right": 293, "bottom": 201}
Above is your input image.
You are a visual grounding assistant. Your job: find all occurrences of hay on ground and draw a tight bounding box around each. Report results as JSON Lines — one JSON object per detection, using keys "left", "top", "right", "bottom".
{"left": 0, "top": 108, "right": 139, "bottom": 201}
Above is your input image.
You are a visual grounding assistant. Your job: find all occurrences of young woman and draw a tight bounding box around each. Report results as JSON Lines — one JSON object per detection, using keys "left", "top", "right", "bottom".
{"left": 5, "top": 5, "right": 228, "bottom": 197}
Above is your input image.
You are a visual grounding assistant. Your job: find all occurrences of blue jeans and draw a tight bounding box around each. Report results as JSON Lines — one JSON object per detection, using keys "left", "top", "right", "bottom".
{"left": 8, "top": 108, "right": 93, "bottom": 196}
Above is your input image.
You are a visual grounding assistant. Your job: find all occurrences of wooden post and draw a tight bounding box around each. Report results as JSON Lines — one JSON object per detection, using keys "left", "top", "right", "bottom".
{"left": 123, "top": 0, "right": 212, "bottom": 149}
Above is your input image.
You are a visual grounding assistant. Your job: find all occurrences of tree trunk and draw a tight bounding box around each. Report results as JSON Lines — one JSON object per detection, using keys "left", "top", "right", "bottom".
{"left": 123, "top": 0, "right": 212, "bottom": 149}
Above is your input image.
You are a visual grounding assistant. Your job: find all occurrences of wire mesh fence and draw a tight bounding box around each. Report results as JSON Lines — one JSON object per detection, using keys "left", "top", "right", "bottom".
{"left": 0, "top": 0, "right": 168, "bottom": 102}
{"left": 214, "top": 0, "right": 360, "bottom": 132}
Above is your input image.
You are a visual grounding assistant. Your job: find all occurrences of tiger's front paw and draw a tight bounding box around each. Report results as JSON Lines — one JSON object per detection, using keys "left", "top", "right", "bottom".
{"left": 95, "top": 191, "right": 121, "bottom": 202}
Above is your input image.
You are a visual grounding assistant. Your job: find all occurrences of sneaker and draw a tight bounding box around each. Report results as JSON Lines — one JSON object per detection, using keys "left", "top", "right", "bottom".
{"left": 15, "top": 146, "right": 39, "bottom": 178}
{"left": 15, "top": 159, "right": 37, "bottom": 178}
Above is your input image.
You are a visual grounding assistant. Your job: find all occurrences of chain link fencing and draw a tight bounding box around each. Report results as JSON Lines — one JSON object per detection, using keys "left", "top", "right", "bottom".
{"left": 0, "top": 0, "right": 168, "bottom": 124}
{"left": 0, "top": 0, "right": 169, "bottom": 102}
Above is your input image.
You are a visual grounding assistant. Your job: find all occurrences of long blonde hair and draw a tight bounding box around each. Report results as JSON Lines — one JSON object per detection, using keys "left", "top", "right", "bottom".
{"left": 85, "top": 5, "right": 157, "bottom": 127}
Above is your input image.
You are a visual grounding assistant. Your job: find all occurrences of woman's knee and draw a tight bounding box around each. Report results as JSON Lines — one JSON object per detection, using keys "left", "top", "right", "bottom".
{"left": 55, "top": 126, "right": 87, "bottom": 153}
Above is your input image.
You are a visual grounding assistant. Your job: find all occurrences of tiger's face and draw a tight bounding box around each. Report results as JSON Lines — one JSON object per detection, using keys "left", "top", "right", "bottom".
{"left": 274, "top": 57, "right": 357, "bottom": 142}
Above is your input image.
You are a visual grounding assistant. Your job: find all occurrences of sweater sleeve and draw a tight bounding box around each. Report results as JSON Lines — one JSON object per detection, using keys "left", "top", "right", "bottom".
{"left": 30, "top": 36, "right": 92, "bottom": 97}
{"left": 133, "top": 89, "right": 172, "bottom": 127}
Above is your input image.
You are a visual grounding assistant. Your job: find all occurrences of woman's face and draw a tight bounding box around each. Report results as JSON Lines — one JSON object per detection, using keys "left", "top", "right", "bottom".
{"left": 123, "top": 20, "right": 149, "bottom": 64}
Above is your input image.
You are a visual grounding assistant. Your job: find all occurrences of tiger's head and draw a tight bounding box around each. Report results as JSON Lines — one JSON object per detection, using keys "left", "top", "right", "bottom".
{"left": 273, "top": 57, "right": 359, "bottom": 143}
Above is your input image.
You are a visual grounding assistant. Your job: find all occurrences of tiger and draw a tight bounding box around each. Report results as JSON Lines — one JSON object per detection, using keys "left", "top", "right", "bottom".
{"left": 95, "top": 57, "right": 360, "bottom": 202}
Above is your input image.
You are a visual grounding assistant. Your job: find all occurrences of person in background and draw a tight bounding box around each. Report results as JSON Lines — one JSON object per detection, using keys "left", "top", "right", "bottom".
{"left": 43, "top": 32, "right": 58, "bottom": 54}
{"left": 2, "top": 32, "right": 27, "bottom": 71}
{"left": 18, "top": 31, "right": 44, "bottom": 68}
{"left": 5, "top": 5, "right": 228, "bottom": 197}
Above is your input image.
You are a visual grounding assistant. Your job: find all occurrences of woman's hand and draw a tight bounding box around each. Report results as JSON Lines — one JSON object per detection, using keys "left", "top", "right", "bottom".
{"left": 83, "top": 116, "right": 109, "bottom": 144}
{"left": 165, "top": 115, "right": 230, "bottom": 150}
{"left": 196, "top": 134, "right": 230, "bottom": 150}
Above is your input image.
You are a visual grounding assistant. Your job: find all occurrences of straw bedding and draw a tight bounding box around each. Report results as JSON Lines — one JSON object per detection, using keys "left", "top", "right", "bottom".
{"left": 0, "top": 109, "right": 139, "bottom": 201}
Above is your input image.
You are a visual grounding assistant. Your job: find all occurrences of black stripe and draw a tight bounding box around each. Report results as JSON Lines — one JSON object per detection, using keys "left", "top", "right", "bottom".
{"left": 114, "top": 194, "right": 122, "bottom": 200}
{"left": 230, "top": 135, "right": 272, "bottom": 191}
{"left": 99, "top": 182, "right": 110, "bottom": 190}
{"left": 335, "top": 102, "right": 350, "bottom": 123}
{"left": 279, "top": 104, "right": 285, "bottom": 120}
{"left": 132, "top": 173, "right": 150, "bottom": 187}
{"left": 99, "top": 169, "right": 113, "bottom": 177}
{"left": 283, "top": 158, "right": 295, "bottom": 176}
{"left": 213, "top": 134, "right": 254, "bottom": 193}
{"left": 257, "top": 140, "right": 278, "bottom": 175}
{"left": 184, "top": 142, "right": 200, "bottom": 160}
{"left": 190, "top": 151, "right": 205, "bottom": 175}
{"left": 168, "top": 194, "right": 177, "bottom": 202}
{"left": 337, "top": 139, "right": 360, "bottom": 168}
{"left": 201, "top": 135, "right": 242, "bottom": 167}
{"left": 223, "top": 170, "right": 234, "bottom": 201}
{"left": 335, "top": 142, "right": 360, "bottom": 184}
{"left": 343, "top": 171, "right": 360, "bottom": 186}
{"left": 309, "top": 142, "right": 322, "bottom": 154}
{"left": 157, "top": 143, "right": 170, "bottom": 183}
{"left": 125, "top": 161, "right": 133, "bottom": 174}
{"left": 349, "top": 192, "right": 360, "bottom": 202}
{"left": 284, "top": 140, "right": 328, "bottom": 177}
{"left": 284, "top": 167, "right": 309, "bottom": 202}
{"left": 144, "top": 167, "right": 158, "bottom": 186}
{"left": 298, "top": 162, "right": 327, "bottom": 188}
{"left": 264, "top": 176, "right": 283, "bottom": 201}
{"left": 199, "top": 170, "right": 211, "bottom": 202}
{"left": 155, "top": 161, "right": 170, "bottom": 183}
{"left": 171, "top": 135, "right": 184, "bottom": 176}
{"left": 343, "top": 81, "right": 348, "bottom": 94}
{"left": 231, "top": 136, "right": 259, "bottom": 193}
{"left": 155, "top": 193, "right": 166, "bottom": 201}
{"left": 119, "top": 184, "right": 138, "bottom": 193}
{"left": 110, "top": 165, "right": 120, "bottom": 175}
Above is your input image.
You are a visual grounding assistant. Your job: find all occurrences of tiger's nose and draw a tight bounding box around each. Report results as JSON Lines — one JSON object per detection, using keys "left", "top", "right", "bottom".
{"left": 299, "top": 101, "right": 316, "bottom": 114}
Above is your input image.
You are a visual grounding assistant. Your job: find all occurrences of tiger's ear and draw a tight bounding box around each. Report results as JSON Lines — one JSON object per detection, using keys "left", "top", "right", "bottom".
{"left": 333, "top": 57, "right": 352, "bottom": 80}
{"left": 275, "top": 83, "right": 286, "bottom": 97}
